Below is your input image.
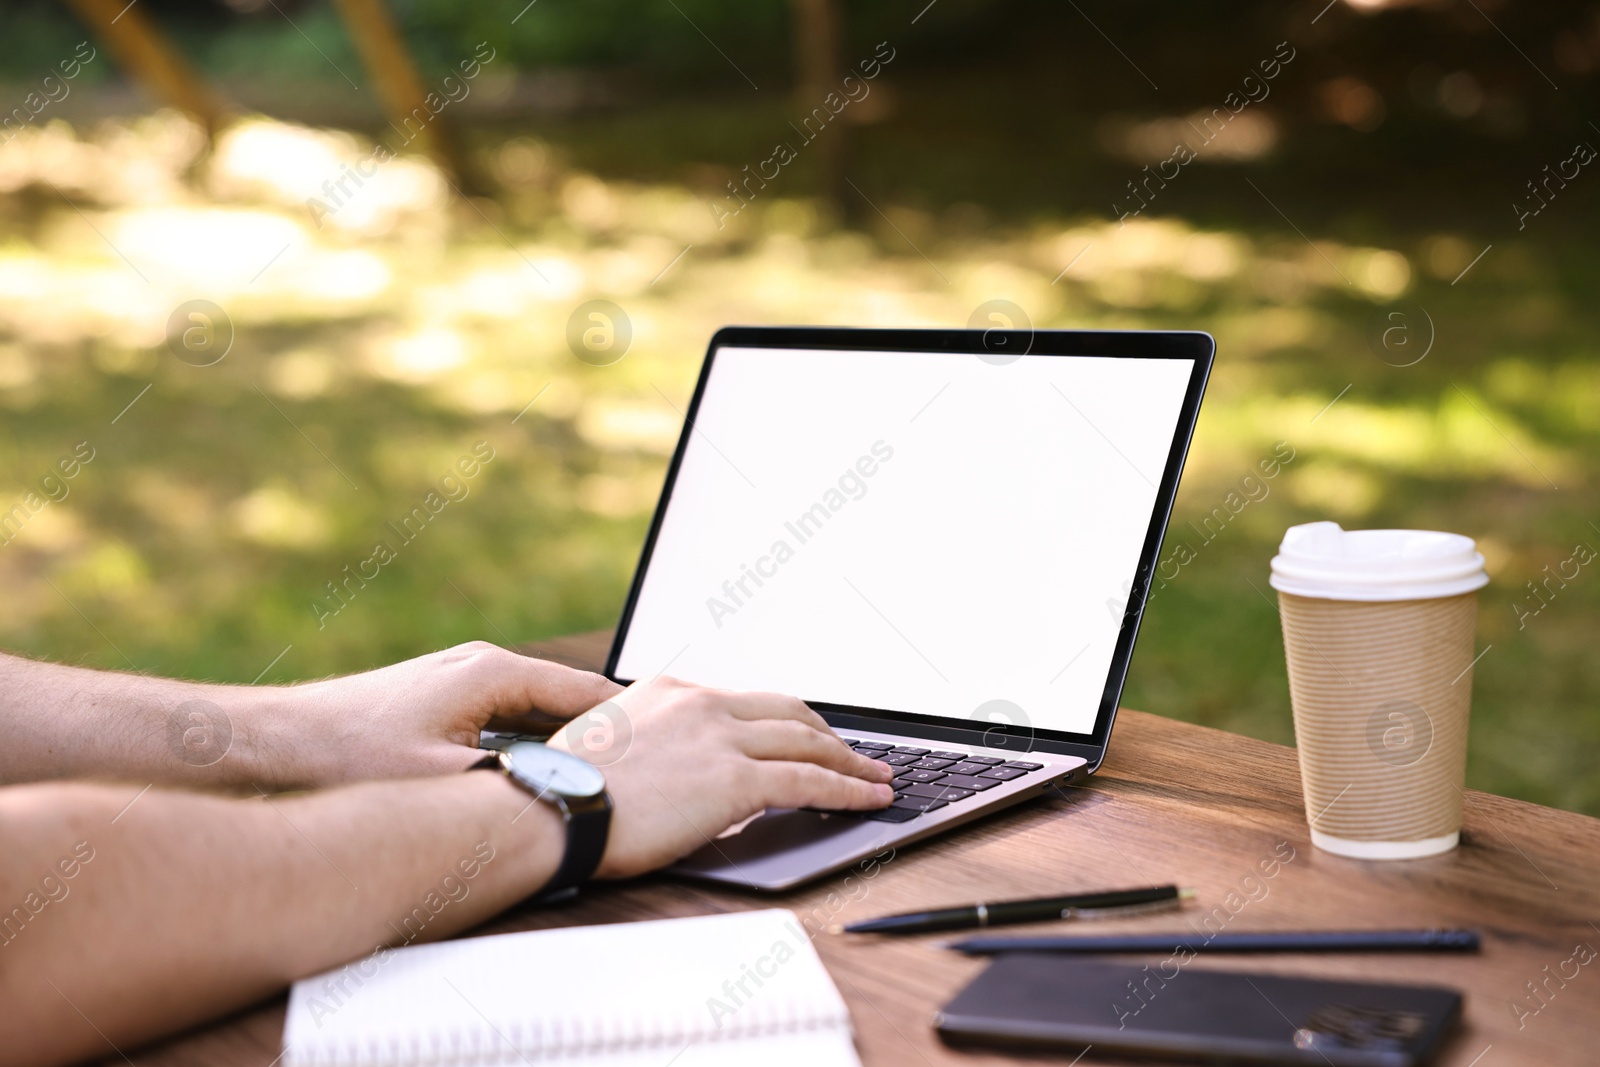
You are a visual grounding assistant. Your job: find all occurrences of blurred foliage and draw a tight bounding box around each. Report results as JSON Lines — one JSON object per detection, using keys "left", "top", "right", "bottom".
{"left": 1, "top": 0, "right": 1597, "bottom": 815}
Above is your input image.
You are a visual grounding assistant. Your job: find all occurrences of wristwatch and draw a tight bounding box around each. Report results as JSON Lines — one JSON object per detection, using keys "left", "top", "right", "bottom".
{"left": 473, "top": 740, "right": 612, "bottom": 900}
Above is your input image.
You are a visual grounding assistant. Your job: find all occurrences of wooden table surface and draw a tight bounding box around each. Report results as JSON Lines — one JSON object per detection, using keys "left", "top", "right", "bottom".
{"left": 132, "top": 630, "right": 1600, "bottom": 1067}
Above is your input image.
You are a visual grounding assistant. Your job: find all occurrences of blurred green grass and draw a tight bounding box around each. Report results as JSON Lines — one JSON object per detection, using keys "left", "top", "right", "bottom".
{"left": 1, "top": 108, "right": 1595, "bottom": 816}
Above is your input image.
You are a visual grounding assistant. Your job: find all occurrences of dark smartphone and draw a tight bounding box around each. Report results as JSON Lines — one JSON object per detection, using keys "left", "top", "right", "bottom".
{"left": 935, "top": 956, "right": 1461, "bottom": 1067}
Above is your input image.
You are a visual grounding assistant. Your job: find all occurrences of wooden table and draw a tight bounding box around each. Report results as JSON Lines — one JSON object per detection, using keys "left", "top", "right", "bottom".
{"left": 134, "top": 630, "right": 1600, "bottom": 1067}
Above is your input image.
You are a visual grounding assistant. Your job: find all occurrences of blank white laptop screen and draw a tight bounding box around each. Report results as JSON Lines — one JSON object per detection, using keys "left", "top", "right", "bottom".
{"left": 614, "top": 345, "right": 1196, "bottom": 737}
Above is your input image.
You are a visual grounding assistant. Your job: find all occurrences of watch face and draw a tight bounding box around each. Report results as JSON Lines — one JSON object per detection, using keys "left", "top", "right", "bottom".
{"left": 503, "top": 741, "right": 607, "bottom": 799}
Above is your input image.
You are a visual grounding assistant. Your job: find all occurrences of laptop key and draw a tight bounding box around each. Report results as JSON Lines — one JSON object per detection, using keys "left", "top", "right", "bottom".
{"left": 898, "top": 769, "right": 946, "bottom": 783}
{"left": 1003, "top": 761, "right": 1044, "bottom": 771}
{"left": 853, "top": 740, "right": 892, "bottom": 750}
{"left": 964, "top": 755, "right": 1005, "bottom": 765}
{"left": 980, "top": 766, "right": 1028, "bottom": 781}
{"left": 862, "top": 806, "right": 921, "bottom": 823}
{"left": 930, "top": 751, "right": 967, "bottom": 760}
{"left": 908, "top": 758, "right": 955, "bottom": 771}
{"left": 881, "top": 753, "right": 920, "bottom": 766}
{"left": 935, "top": 773, "right": 1001, "bottom": 791}
{"left": 890, "top": 795, "right": 948, "bottom": 813}
{"left": 900, "top": 782, "right": 975, "bottom": 802}
{"left": 890, "top": 777, "right": 916, "bottom": 790}
{"left": 890, "top": 746, "right": 931, "bottom": 755}
{"left": 948, "top": 761, "right": 992, "bottom": 776}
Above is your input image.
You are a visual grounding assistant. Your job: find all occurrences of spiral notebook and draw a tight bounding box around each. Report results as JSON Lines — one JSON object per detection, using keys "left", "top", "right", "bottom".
{"left": 281, "top": 909, "right": 860, "bottom": 1067}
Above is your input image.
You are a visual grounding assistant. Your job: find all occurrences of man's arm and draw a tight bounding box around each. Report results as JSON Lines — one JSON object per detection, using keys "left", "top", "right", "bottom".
{"left": 0, "top": 642, "right": 620, "bottom": 791}
{"left": 0, "top": 675, "right": 895, "bottom": 1067}
{"left": 0, "top": 773, "right": 563, "bottom": 1067}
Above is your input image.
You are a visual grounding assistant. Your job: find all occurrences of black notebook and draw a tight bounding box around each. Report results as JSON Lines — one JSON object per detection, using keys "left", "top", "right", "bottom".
{"left": 935, "top": 955, "right": 1461, "bottom": 1067}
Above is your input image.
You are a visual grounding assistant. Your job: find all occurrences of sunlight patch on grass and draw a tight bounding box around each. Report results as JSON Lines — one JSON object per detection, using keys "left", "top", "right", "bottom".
{"left": 1286, "top": 460, "right": 1384, "bottom": 518}
{"left": 60, "top": 541, "right": 151, "bottom": 601}
{"left": 1212, "top": 392, "right": 1575, "bottom": 487}
{"left": 230, "top": 486, "right": 332, "bottom": 550}
{"left": 8, "top": 505, "right": 85, "bottom": 552}
{"left": 578, "top": 400, "right": 684, "bottom": 452}
{"left": 210, "top": 117, "right": 446, "bottom": 234}
{"left": 378, "top": 327, "right": 470, "bottom": 383}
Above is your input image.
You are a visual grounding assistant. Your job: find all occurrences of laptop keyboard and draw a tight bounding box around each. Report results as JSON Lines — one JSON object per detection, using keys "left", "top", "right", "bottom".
{"left": 836, "top": 739, "right": 1049, "bottom": 823}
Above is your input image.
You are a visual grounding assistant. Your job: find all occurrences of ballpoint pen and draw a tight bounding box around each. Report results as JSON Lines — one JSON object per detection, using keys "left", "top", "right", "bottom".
{"left": 833, "top": 885, "right": 1195, "bottom": 935}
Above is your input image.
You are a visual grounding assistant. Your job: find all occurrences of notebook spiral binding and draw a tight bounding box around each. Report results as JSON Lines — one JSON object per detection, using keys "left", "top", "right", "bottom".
{"left": 282, "top": 998, "right": 846, "bottom": 1066}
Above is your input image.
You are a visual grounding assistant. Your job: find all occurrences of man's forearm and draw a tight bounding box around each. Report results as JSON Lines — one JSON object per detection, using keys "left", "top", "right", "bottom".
{"left": 0, "top": 652, "right": 318, "bottom": 790}
{"left": 0, "top": 770, "right": 563, "bottom": 1067}
{"left": 0, "top": 644, "right": 623, "bottom": 792}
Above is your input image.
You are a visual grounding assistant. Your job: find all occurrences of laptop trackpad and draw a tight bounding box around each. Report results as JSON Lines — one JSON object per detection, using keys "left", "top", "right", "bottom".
{"left": 672, "top": 808, "right": 893, "bottom": 885}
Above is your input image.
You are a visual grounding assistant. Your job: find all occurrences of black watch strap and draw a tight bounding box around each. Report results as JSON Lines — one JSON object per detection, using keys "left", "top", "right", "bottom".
{"left": 472, "top": 753, "right": 613, "bottom": 898}
{"left": 544, "top": 792, "right": 611, "bottom": 897}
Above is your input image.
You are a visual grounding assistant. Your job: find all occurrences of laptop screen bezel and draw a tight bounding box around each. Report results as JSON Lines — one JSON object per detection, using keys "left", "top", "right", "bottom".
{"left": 604, "top": 326, "right": 1214, "bottom": 770}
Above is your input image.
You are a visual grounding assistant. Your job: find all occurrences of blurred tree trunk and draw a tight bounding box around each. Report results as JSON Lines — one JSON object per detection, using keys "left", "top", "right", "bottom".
{"left": 62, "top": 0, "right": 229, "bottom": 137}
{"left": 788, "top": 0, "right": 852, "bottom": 219}
{"left": 331, "top": 0, "right": 478, "bottom": 194}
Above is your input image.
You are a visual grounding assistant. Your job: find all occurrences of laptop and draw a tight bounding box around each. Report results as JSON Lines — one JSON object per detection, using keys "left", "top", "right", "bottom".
{"left": 601, "top": 326, "right": 1211, "bottom": 889}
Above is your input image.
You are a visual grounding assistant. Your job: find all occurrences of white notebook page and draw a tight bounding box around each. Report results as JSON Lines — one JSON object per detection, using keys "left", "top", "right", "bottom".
{"left": 282, "top": 909, "right": 860, "bottom": 1067}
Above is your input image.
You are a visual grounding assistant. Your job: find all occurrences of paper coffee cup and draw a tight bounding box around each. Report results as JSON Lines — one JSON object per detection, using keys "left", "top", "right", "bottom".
{"left": 1270, "top": 522, "right": 1487, "bottom": 860}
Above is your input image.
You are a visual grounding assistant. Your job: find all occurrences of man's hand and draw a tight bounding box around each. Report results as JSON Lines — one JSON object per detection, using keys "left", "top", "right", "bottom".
{"left": 546, "top": 676, "right": 895, "bottom": 878}
{"left": 0, "top": 642, "right": 618, "bottom": 791}
{"left": 274, "top": 642, "right": 621, "bottom": 786}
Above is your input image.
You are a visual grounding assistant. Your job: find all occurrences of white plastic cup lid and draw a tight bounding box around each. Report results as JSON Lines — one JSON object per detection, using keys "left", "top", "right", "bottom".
{"left": 1269, "top": 521, "right": 1488, "bottom": 602}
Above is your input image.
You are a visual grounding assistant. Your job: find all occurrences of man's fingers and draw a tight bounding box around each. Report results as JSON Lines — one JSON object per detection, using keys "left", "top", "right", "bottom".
{"left": 737, "top": 720, "right": 893, "bottom": 782}
{"left": 720, "top": 691, "right": 833, "bottom": 734}
{"left": 756, "top": 761, "right": 895, "bottom": 812}
{"left": 481, "top": 651, "right": 622, "bottom": 727}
